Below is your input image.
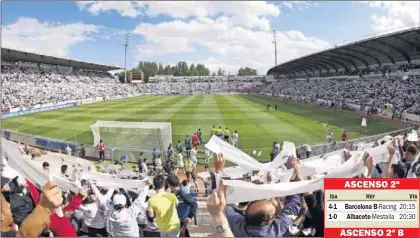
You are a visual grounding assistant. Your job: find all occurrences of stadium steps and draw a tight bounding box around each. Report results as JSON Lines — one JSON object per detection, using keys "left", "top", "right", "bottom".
{"left": 189, "top": 201, "right": 217, "bottom": 237}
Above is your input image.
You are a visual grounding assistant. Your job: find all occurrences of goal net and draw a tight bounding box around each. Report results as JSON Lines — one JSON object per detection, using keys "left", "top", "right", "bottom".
{"left": 90, "top": 121, "right": 172, "bottom": 154}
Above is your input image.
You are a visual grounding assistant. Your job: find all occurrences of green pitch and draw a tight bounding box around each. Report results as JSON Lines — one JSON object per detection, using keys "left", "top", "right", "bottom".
{"left": 2, "top": 95, "right": 406, "bottom": 163}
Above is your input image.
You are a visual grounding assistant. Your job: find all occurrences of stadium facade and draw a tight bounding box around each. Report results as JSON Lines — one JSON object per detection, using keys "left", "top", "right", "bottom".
{"left": 1, "top": 47, "right": 122, "bottom": 71}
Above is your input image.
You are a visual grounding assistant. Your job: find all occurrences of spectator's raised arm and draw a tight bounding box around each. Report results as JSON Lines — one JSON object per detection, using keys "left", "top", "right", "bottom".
{"left": 89, "top": 180, "right": 114, "bottom": 209}
{"left": 17, "top": 180, "right": 63, "bottom": 238}
{"left": 208, "top": 181, "right": 233, "bottom": 237}
{"left": 127, "top": 180, "right": 151, "bottom": 218}
{"left": 382, "top": 146, "right": 396, "bottom": 178}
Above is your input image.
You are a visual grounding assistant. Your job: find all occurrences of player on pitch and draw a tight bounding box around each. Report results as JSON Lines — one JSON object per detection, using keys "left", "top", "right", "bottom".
{"left": 192, "top": 133, "right": 199, "bottom": 151}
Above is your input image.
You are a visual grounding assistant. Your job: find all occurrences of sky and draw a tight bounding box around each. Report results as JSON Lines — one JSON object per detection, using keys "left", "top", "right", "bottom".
{"left": 2, "top": 1, "right": 419, "bottom": 75}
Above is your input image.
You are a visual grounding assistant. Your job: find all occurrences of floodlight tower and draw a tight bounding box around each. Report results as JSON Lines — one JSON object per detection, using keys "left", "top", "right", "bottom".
{"left": 272, "top": 30, "right": 278, "bottom": 66}
{"left": 124, "top": 33, "right": 131, "bottom": 84}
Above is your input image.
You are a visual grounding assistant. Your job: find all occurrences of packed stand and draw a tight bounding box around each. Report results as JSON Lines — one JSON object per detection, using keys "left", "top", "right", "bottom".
{"left": 1, "top": 153, "right": 199, "bottom": 237}
{"left": 262, "top": 75, "right": 420, "bottom": 116}
{"left": 2, "top": 65, "right": 268, "bottom": 110}
{"left": 1, "top": 64, "right": 139, "bottom": 109}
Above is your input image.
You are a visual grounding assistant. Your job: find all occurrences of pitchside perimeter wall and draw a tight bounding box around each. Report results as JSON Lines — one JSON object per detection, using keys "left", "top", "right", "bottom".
{"left": 1, "top": 93, "right": 415, "bottom": 163}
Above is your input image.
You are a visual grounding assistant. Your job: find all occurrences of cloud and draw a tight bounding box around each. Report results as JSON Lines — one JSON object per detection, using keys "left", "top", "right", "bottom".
{"left": 361, "top": 1, "right": 419, "bottom": 34}
{"left": 76, "top": 1, "right": 145, "bottom": 18}
{"left": 77, "top": 1, "right": 280, "bottom": 31}
{"left": 283, "top": 1, "right": 318, "bottom": 11}
{"left": 76, "top": 1, "right": 329, "bottom": 74}
{"left": 2, "top": 17, "right": 100, "bottom": 57}
{"left": 133, "top": 17, "right": 330, "bottom": 74}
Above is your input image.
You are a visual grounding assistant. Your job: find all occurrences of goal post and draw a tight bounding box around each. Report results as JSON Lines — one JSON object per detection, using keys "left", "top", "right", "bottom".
{"left": 90, "top": 121, "right": 172, "bottom": 157}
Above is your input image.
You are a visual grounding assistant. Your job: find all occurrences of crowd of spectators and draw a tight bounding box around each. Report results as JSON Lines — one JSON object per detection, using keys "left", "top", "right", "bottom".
{"left": 1, "top": 65, "right": 266, "bottom": 109}
{"left": 2, "top": 126, "right": 419, "bottom": 237}
{"left": 2, "top": 147, "right": 199, "bottom": 237}
{"left": 2, "top": 65, "right": 138, "bottom": 109}
{"left": 209, "top": 130, "right": 420, "bottom": 237}
{"left": 262, "top": 74, "right": 420, "bottom": 116}
{"left": 4, "top": 62, "right": 419, "bottom": 118}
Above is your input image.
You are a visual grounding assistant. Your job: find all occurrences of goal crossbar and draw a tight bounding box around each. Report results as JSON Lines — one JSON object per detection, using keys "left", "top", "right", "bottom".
{"left": 89, "top": 121, "right": 172, "bottom": 154}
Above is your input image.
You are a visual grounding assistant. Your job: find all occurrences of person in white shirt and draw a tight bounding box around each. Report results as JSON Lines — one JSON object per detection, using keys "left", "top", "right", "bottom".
{"left": 140, "top": 158, "right": 148, "bottom": 176}
{"left": 155, "top": 155, "right": 163, "bottom": 167}
{"left": 327, "top": 130, "right": 333, "bottom": 143}
{"left": 406, "top": 154, "right": 420, "bottom": 178}
{"left": 155, "top": 154, "right": 163, "bottom": 174}
{"left": 303, "top": 144, "right": 312, "bottom": 158}
{"left": 66, "top": 144, "right": 72, "bottom": 155}
{"left": 61, "top": 164, "right": 70, "bottom": 178}
{"left": 89, "top": 179, "right": 151, "bottom": 237}
{"left": 204, "top": 148, "right": 213, "bottom": 165}
{"left": 190, "top": 148, "right": 198, "bottom": 174}
{"left": 79, "top": 189, "right": 114, "bottom": 237}
{"left": 175, "top": 152, "right": 184, "bottom": 175}
{"left": 181, "top": 179, "right": 191, "bottom": 194}
{"left": 232, "top": 130, "right": 239, "bottom": 148}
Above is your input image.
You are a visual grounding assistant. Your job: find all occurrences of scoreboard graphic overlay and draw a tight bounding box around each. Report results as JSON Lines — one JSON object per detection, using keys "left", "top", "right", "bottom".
{"left": 324, "top": 178, "right": 420, "bottom": 238}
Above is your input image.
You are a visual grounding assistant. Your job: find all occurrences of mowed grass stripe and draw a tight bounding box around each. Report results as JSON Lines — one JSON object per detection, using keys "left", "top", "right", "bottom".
{"left": 171, "top": 95, "right": 207, "bottom": 144}
{"left": 18, "top": 96, "right": 165, "bottom": 128}
{"left": 71, "top": 96, "right": 185, "bottom": 143}
{"left": 5, "top": 96, "right": 177, "bottom": 142}
{"left": 199, "top": 95, "right": 226, "bottom": 136}
{"left": 217, "top": 95, "right": 271, "bottom": 153}
{"left": 2, "top": 95, "right": 408, "bottom": 161}
{"left": 42, "top": 96, "right": 172, "bottom": 141}
{"left": 240, "top": 95, "right": 358, "bottom": 140}
{"left": 226, "top": 95, "right": 313, "bottom": 145}
{"left": 234, "top": 95, "right": 334, "bottom": 144}
{"left": 143, "top": 95, "right": 201, "bottom": 144}
{"left": 145, "top": 96, "right": 198, "bottom": 121}
{"left": 3, "top": 96, "right": 160, "bottom": 132}
{"left": 242, "top": 95, "right": 406, "bottom": 138}
{"left": 184, "top": 95, "right": 227, "bottom": 137}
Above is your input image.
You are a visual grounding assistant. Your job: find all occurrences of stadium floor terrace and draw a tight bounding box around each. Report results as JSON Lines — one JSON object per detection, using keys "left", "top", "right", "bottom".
{"left": 2, "top": 95, "right": 407, "bottom": 163}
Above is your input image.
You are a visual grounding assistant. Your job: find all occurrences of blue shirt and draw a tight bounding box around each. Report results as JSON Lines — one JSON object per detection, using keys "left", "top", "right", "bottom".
{"left": 175, "top": 188, "right": 197, "bottom": 221}
{"left": 225, "top": 195, "right": 302, "bottom": 237}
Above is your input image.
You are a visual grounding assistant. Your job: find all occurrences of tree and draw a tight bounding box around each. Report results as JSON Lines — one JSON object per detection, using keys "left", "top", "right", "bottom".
{"left": 117, "top": 72, "right": 125, "bottom": 83}
{"left": 196, "top": 64, "right": 210, "bottom": 76}
{"left": 237, "top": 67, "right": 258, "bottom": 76}
{"left": 134, "top": 61, "right": 211, "bottom": 82}
{"left": 189, "top": 64, "right": 198, "bottom": 76}
{"left": 217, "top": 68, "right": 225, "bottom": 76}
{"left": 212, "top": 72, "right": 216, "bottom": 76}
{"left": 158, "top": 63, "right": 164, "bottom": 75}
{"left": 164, "top": 65, "right": 172, "bottom": 75}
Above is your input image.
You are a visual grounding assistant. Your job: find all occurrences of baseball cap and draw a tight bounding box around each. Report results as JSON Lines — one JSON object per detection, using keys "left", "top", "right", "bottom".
{"left": 112, "top": 194, "right": 127, "bottom": 206}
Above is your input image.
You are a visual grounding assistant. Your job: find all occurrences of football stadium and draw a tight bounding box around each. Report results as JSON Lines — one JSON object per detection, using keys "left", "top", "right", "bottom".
{"left": 1, "top": 1, "right": 420, "bottom": 237}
